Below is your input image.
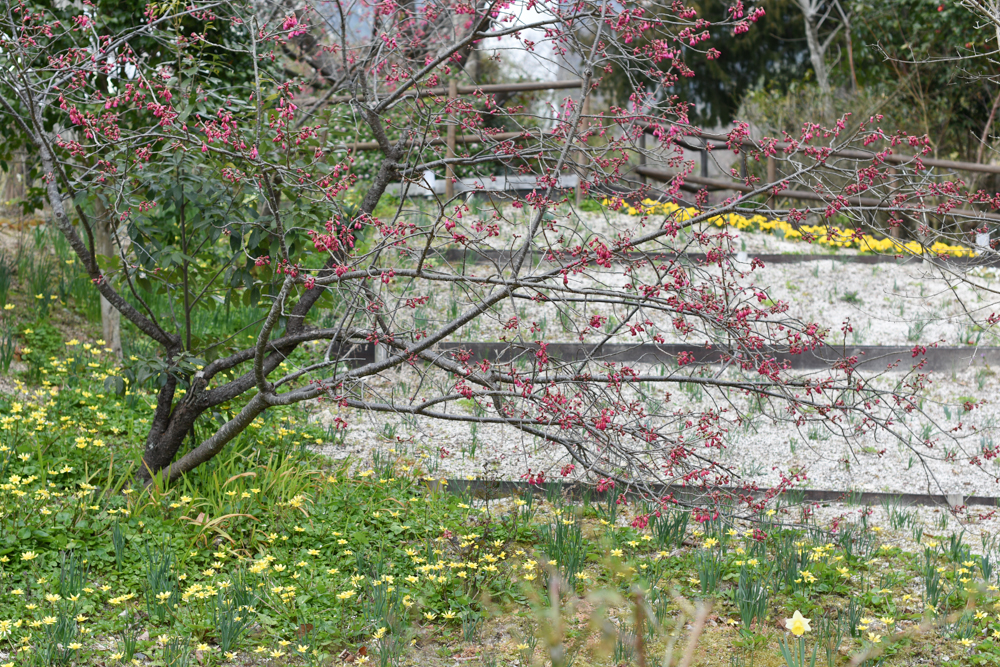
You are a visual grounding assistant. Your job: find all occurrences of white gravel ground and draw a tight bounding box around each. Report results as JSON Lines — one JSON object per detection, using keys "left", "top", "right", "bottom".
{"left": 308, "top": 363, "right": 1000, "bottom": 498}
{"left": 308, "top": 212, "right": 1000, "bottom": 501}
{"left": 403, "top": 203, "right": 999, "bottom": 348}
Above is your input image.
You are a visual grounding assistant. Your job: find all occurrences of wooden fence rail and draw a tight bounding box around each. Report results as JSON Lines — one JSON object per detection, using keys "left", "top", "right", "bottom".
{"left": 655, "top": 132, "right": 1000, "bottom": 176}
{"left": 316, "top": 79, "right": 1000, "bottom": 224}
{"left": 339, "top": 129, "right": 559, "bottom": 152}
{"left": 340, "top": 341, "right": 1000, "bottom": 372}
{"left": 635, "top": 166, "right": 1000, "bottom": 221}
{"left": 438, "top": 478, "right": 988, "bottom": 509}
{"left": 308, "top": 79, "right": 584, "bottom": 107}
{"left": 438, "top": 247, "right": 1000, "bottom": 268}
{"left": 318, "top": 80, "right": 1000, "bottom": 180}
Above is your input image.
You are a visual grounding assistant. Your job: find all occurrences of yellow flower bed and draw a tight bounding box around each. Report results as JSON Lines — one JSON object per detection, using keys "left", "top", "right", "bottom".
{"left": 604, "top": 198, "right": 976, "bottom": 258}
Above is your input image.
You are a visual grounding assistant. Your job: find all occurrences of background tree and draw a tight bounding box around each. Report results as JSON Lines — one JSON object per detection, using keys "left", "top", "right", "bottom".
{"left": 604, "top": 0, "right": 811, "bottom": 129}
{"left": 850, "top": 0, "right": 998, "bottom": 163}
{"left": 0, "top": 0, "right": 265, "bottom": 357}
{"left": 744, "top": 0, "right": 999, "bottom": 172}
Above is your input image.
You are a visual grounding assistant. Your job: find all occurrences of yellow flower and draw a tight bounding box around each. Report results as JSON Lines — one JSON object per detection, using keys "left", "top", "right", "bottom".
{"left": 20, "top": 551, "right": 37, "bottom": 561}
{"left": 337, "top": 590, "right": 356, "bottom": 600}
{"left": 784, "top": 610, "right": 811, "bottom": 636}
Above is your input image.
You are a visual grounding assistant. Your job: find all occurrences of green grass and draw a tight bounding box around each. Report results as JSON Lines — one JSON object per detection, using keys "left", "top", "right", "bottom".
{"left": 0, "top": 346, "right": 999, "bottom": 666}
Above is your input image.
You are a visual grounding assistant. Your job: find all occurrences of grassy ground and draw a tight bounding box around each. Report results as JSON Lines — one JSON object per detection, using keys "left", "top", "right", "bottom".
{"left": 0, "top": 334, "right": 998, "bottom": 667}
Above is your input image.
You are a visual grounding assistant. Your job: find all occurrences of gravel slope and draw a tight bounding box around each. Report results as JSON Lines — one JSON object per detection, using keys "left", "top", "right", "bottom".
{"left": 308, "top": 212, "right": 1000, "bottom": 498}
{"left": 309, "top": 363, "right": 1000, "bottom": 498}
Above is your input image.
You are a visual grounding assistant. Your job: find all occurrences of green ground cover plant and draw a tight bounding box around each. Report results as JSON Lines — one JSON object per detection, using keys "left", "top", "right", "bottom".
{"left": 0, "top": 333, "right": 997, "bottom": 666}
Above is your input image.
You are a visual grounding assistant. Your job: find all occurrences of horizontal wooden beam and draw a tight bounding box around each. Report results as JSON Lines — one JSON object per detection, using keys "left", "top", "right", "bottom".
{"left": 303, "top": 79, "right": 584, "bottom": 108}
{"left": 438, "top": 247, "right": 1000, "bottom": 267}
{"left": 644, "top": 128, "right": 1000, "bottom": 176}
{"left": 337, "top": 130, "right": 554, "bottom": 152}
{"left": 343, "top": 341, "right": 1000, "bottom": 373}
{"left": 439, "top": 479, "right": 985, "bottom": 508}
{"left": 635, "top": 166, "right": 1000, "bottom": 221}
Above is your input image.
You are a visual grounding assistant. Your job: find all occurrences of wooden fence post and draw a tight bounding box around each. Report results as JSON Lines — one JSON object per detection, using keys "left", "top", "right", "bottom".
{"left": 638, "top": 130, "right": 646, "bottom": 185}
{"left": 575, "top": 95, "right": 590, "bottom": 207}
{"left": 887, "top": 167, "right": 900, "bottom": 238}
{"left": 446, "top": 78, "right": 457, "bottom": 200}
{"left": 766, "top": 155, "right": 777, "bottom": 208}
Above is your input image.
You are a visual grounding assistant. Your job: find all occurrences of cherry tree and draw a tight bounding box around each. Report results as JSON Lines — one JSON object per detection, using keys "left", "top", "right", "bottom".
{"left": 0, "top": 0, "right": 988, "bottom": 501}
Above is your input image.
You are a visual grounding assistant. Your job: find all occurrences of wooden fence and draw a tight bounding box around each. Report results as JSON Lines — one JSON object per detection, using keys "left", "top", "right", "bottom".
{"left": 318, "top": 78, "right": 1000, "bottom": 221}
{"left": 320, "top": 79, "right": 584, "bottom": 198}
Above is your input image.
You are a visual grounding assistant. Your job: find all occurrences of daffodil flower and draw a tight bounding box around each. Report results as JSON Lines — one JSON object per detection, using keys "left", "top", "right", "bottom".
{"left": 785, "top": 610, "right": 811, "bottom": 636}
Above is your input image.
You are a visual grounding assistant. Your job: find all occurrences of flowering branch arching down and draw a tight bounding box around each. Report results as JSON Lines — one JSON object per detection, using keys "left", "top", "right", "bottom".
{"left": 0, "top": 0, "right": 992, "bottom": 504}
